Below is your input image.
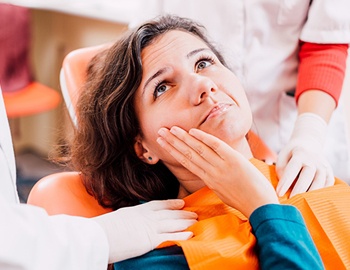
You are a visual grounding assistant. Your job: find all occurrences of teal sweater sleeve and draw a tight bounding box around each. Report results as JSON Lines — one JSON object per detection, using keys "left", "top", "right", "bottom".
{"left": 250, "top": 204, "right": 324, "bottom": 270}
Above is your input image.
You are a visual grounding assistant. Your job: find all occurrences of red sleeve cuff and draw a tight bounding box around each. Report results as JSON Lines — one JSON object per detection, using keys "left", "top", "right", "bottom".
{"left": 296, "top": 42, "right": 349, "bottom": 107}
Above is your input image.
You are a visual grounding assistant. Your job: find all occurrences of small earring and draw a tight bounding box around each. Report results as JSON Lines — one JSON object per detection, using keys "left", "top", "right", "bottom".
{"left": 148, "top": 156, "right": 152, "bottom": 161}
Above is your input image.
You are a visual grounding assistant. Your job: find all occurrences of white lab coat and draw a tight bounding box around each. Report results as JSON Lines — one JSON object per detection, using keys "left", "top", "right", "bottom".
{"left": 0, "top": 90, "right": 109, "bottom": 270}
{"left": 135, "top": 0, "right": 350, "bottom": 182}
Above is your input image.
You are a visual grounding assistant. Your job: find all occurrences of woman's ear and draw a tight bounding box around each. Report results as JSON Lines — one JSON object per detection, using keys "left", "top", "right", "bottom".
{"left": 134, "top": 135, "right": 159, "bottom": 164}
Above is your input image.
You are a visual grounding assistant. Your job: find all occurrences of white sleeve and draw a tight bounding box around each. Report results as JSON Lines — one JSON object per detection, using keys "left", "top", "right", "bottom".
{"left": 0, "top": 89, "right": 19, "bottom": 204}
{"left": 0, "top": 199, "right": 109, "bottom": 270}
{"left": 0, "top": 89, "right": 109, "bottom": 269}
{"left": 300, "top": 0, "right": 350, "bottom": 43}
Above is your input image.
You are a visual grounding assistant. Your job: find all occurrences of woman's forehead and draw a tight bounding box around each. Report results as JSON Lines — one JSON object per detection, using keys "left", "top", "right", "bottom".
{"left": 141, "top": 30, "right": 209, "bottom": 68}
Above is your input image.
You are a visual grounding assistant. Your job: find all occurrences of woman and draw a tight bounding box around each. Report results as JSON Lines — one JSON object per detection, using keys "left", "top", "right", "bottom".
{"left": 134, "top": 0, "right": 350, "bottom": 190}
{"left": 70, "top": 15, "right": 350, "bottom": 269}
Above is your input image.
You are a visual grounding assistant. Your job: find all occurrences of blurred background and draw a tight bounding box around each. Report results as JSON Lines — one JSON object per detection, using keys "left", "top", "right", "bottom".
{"left": 1, "top": 0, "right": 137, "bottom": 202}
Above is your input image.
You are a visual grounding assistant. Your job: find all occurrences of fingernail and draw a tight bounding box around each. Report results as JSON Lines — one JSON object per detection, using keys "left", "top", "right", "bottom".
{"left": 156, "top": 137, "right": 165, "bottom": 146}
{"left": 170, "top": 126, "right": 179, "bottom": 135}
{"left": 158, "top": 128, "right": 166, "bottom": 136}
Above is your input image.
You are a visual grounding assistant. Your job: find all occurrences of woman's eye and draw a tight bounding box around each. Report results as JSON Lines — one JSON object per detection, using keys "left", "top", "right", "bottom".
{"left": 154, "top": 83, "right": 170, "bottom": 98}
{"left": 196, "top": 59, "right": 213, "bottom": 71}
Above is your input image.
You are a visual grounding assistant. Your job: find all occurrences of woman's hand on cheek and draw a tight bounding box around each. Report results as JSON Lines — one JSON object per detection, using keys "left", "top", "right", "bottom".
{"left": 157, "top": 126, "right": 279, "bottom": 218}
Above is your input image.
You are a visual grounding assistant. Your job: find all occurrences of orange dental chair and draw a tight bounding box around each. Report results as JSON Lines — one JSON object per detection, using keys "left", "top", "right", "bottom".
{"left": 27, "top": 44, "right": 277, "bottom": 217}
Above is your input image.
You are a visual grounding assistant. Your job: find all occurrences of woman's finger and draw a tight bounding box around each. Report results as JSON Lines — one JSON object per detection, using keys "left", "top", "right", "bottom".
{"left": 157, "top": 128, "right": 213, "bottom": 179}
{"left": 169, "top": 126, "right": 217, "bottom": 163}
{"left": 188, "top": 128, "right": 239, "bottom": 161}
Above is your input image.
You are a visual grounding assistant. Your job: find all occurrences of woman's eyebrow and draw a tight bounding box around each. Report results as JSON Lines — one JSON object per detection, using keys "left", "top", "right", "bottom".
{"left": 143, "top": 67, "right": 169, "bottom": 95}
{"left": 187, "top": 48, "right": 211, "bottom": 58}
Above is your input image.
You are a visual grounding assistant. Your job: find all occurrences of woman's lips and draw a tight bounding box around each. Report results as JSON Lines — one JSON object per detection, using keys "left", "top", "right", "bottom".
{"left": 202, "top": 103, "right": 232, "bottom": 124}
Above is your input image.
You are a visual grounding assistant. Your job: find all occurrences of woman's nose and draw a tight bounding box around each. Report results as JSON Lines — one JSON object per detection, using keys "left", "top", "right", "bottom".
{"left": 188, "top": 74, "right": 217, "bottom": 105}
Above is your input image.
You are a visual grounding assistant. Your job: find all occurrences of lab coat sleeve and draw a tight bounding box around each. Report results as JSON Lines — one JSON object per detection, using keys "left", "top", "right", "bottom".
{"left": 0, "top": 197, "right": 109, "bottom": 270}
{"left": 0, "top": 90, "right": 19, "bottom": 203}
{"left": 0, "top": 90, "right": 109, "bottom": 269}
{"left": 300, "top": 0, "right": 350, "bottom": 43}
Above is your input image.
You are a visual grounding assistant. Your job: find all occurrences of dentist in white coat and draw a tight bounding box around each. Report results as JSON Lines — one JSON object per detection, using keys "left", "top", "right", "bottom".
{"left": 0, "top": 88, "right": 196, "bottom": 269}
{"left": 138, "top": 0, "right": 350, "bottom": 193}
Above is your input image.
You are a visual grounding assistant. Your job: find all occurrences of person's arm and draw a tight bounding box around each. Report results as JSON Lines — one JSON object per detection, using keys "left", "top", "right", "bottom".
{"left": 0, "top": 198, "right": 197, "bottom": 269}
{"left": 250, "top": 204, "right": 324, "bottom": 270}
{"left": 1, "top": 90, "right": 108, "bottom": 269}
{"left": 276, "top": 42, "right": 349, "bottom": 197}
{"left": 296, "top": 42, "right": 348, "bottom": 112}
{"left": 0, "top": 198, "right": 109, "bottom": 270}
{"left": 296, "top": 42, "right": 348, "bottom": 122}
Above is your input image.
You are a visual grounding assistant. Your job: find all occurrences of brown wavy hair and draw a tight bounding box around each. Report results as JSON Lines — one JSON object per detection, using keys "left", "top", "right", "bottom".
{"left": 68, "top": 15, "right": 228, "bottom": 210}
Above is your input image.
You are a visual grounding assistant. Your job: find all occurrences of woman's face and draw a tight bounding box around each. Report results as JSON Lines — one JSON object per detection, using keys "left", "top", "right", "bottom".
{"left": 134, "top": 30, "right": 252, "bottom": 169}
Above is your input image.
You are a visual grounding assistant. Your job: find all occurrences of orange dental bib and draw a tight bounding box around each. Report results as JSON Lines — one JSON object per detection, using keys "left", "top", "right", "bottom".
{"left": 159, "top": 159, "right": 350, "bottom": 270}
